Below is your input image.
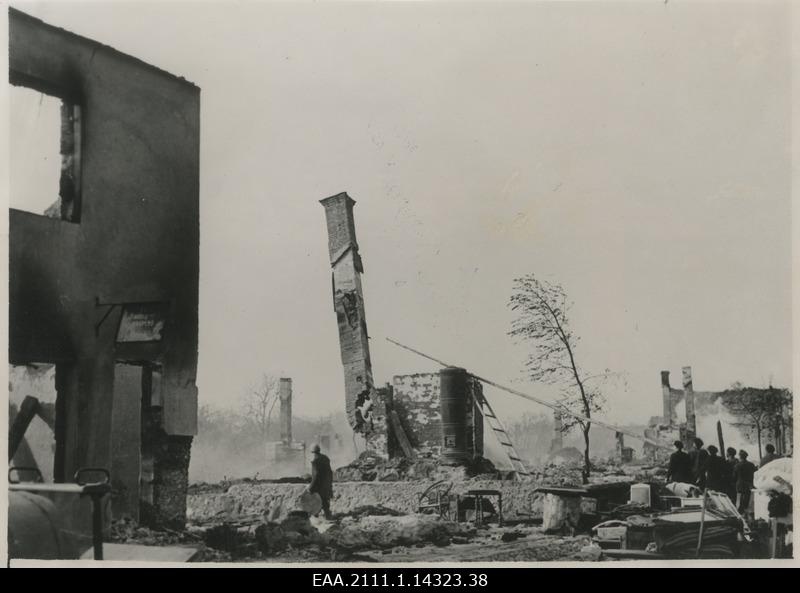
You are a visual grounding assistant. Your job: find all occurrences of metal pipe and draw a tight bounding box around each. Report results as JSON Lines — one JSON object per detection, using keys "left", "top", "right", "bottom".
{"left": 92, "top": 494, "right": 104, "bottom": 560}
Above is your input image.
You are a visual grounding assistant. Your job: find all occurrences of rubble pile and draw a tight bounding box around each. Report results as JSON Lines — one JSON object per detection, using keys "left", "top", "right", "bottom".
{"left": 359, "top": 523, "right": 593, "bottom": 562}
{"left": 341, "top": 505, "right": 404, "bottom": 519}
{"left": 527, "top": 459, "right": 667, "bottom": 488}
{"left": 328, "top": 514, "right": 475, "bottom": 550}
{"left": 182, "top": 508, "right": 482, "bottom": 562}
{"left": 333, "top": 452, "right": 508, "bottom": 483}
{"left": 109, "top": 518, "right": 231, "bottom": 562}
{"left": 187, "top": 475, "right": 309, "bottom": 496}
{"left": 188, "top": 478, "right": 543, "bottom": 524}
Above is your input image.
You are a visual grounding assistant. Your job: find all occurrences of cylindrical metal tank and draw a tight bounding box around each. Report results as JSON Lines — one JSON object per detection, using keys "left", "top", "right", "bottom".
{"left": 440, "top": 366, "right": 469, "bottom": 465}
{"left": 8, "top": 491, "right": 68, "bottom": 560}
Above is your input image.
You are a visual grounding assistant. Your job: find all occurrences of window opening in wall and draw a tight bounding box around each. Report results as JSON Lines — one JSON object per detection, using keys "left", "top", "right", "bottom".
{"left": 9, "top": 84, "right": 82, "bottom": 222}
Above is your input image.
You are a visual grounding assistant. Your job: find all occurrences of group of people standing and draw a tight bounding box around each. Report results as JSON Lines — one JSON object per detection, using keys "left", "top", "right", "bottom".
{"left": 667, "top": 438, "right": 781, "bottom": 514}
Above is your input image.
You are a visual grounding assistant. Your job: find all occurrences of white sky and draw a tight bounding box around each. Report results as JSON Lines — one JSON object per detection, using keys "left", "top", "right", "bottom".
{"left": 6, "top": 1, "right": 794, "bottom": 427}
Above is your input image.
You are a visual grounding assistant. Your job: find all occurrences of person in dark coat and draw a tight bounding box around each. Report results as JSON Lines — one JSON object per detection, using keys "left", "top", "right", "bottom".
{"left": 760, "top": 444, "right": 780, "bottom": 468}
{"left": 308, "top": 444, "right": 334, "bottom": 520}
{"left": 724, "top": 447, "right": 739, "bottom": 502}
{"left": 734, "top": 449, "right": 757, "bottom": 515}
{"left": 667, "top": 440, "right": 693, "bottom": 484}
{"left": 688, "top": 438, "right": 709, "bottom": 489}
{"left": 704, "top": 445, "right": 727, "bottom": 492}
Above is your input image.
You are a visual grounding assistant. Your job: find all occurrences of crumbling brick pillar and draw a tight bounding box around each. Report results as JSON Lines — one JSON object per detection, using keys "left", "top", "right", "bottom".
{"left": 141, "top": 434, "right": 192, "bottom": 530}
{"left": 682, "top": 366, "right": 696, "bottom": 438}
{"left": 280, "top": 378, "right": 292, "bottom": 445}
{"left": 661, "top": 370, "right": 674, "bottom": 423}
{"left": 364, "top": 385, "right": 391, "bottom": 459}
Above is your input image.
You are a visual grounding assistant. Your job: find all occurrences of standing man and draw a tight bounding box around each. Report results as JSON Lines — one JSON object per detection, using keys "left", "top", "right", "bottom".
{"left": 724, "top": 447, "right": 739, "bottom": 502}
{"left": 667, "top": 440, "right": 693, "bottom": 484}
{"left": 760, "top": 444, "right": 780, "bottom": 468}
{"left": 308, "top": 444, "right": 334, "bottom": 520}
{"left": 734, "top": 449, "right": 757, "bottom": 515}
{"left": 704, "top": 445, "right": 727, "bottom": 492}
{"left": 689, "top": 438, "right": 709, "bottom": 490}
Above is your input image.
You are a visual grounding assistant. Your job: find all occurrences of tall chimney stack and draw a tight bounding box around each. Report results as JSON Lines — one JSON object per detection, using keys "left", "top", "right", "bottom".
{"left": 661, "top": 371, "right": 673, "bottom": 423}
{"left": 320, "top": 192, "right": 375, "bottom": 432}
{"left": 280, "top": 378, "right": 292, "bottom": 445}
{"left": 682, "top": 366, "right": 696, "bottom": 437}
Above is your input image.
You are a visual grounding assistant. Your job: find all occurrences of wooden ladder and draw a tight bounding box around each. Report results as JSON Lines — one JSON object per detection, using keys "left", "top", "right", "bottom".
{"left": 476, "top": 393, "right": 530, "bottom": 476}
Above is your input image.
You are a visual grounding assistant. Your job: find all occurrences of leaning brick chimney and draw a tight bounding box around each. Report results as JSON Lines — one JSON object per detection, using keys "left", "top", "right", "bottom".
{"left": 320, "top": 192, "right": 375, "bottom": 432}
{"left": 661, "top": 371, "right": 673, "bottom": 423}
{"left": 682, "top": 366, "right": 696, "bottom": 438}
{"left": 279, "top": 378, "right": 292, "bottom": 445}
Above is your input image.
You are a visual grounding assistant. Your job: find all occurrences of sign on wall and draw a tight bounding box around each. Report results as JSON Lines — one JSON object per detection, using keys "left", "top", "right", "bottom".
{"left": 116, "top": 302, "right": 169, "bottom": 343}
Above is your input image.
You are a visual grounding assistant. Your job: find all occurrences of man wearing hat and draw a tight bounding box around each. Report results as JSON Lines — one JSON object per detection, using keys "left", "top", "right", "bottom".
{"left": 308, "top": 444, "right": 334, "bottom": 520}
{"left": 734, "top": 449, "right": 757, "bottom": 515}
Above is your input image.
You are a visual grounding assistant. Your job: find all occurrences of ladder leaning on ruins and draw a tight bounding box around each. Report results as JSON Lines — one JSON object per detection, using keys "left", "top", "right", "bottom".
{"left": 474, "top": 394, "right": 531, "bottom": 476}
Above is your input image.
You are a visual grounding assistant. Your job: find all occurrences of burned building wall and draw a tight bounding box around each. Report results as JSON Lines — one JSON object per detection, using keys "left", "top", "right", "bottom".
{"left": 8, "top": 9, "right": 200, "bottom": 525}
{"left": 392, "top": 372, "right": 484, "bottom": 458}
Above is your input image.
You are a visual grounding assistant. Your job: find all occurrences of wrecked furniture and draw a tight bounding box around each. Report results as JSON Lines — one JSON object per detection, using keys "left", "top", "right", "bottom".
{"left": 417, "top": 480, "right": 454, "bottom": 520}
{"left": 592, "top": 490, "right": 748, "bottom": 559}
{"left": 592, "top": 520, "right": 629, "bottom": 549}
{"left": 456, "top": 489, "right": 503, "bottom": 527}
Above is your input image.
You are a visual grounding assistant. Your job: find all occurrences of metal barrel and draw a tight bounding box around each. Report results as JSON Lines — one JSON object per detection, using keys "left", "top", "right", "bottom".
{"left": 440, "top": 366, "right": 469, "bottom": 465}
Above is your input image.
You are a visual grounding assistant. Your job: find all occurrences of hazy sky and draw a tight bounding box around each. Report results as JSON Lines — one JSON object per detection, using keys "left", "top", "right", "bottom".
{"left": 8, "top": 1, "right": 793, "bottom": 427}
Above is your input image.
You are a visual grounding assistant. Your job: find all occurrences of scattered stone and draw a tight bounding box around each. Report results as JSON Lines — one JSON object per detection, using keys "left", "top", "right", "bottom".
{"left": 576, "top": 543, "right": 603, "bottom": 561}
{"left": 203, "top": 523, "right": 239, "bottom": 553}
{"left": 328, "top": 514, "right": 465, "bottom": 551}
{"left": 254, "top": 522, "right": 287, "bottom": 555}
{"left": 342, "top": 505, "right": 404, "bottom": 519}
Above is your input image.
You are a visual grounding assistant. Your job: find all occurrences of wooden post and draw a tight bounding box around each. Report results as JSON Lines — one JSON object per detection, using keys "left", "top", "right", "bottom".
{"left": 716, "top": 421, "right": 725, "bottom": 456}
{"left": 9, "top": 396, "right": 40, "bottom": 461}
{"left": 695, "top": 489, "right": 709, "bottom": 558}
{"left": 388, "top": 411, "right": 417, "bottom": 460}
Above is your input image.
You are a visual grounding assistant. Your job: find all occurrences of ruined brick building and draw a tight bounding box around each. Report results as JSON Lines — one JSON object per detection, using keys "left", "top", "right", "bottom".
{"left": 8, "top": 9, "right": 200, "bottom": 528}
{"left": 321, "top": 193, "right": 485, "bottom": 464}
{"left": 645, "top": 367, "right": 792, "bottom": 463}
{"left": 391, "top": 372, "right": 484, "bottom": 460}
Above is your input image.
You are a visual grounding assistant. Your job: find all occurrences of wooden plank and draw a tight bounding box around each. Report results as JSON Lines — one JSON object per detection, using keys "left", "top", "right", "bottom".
{"left": 602, "top": 549, "right": 666, "bottom": 560}
{"left": 9, "top": 396, "right": 40, "bottom": 461}
{"left": 36, "top": 402, "right": 57, "bottom": 431}
{"left": 388, "top": 410, "right": 416, "bottom": 460}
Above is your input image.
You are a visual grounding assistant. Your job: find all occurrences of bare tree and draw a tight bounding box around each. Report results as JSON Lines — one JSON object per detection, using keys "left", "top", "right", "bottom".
{"left": 725, "top": 386, "right": 792, "bottom": 462}
{"left": 242, "top": 374, "right": 281, "bottom": 441}
{"left": 508, "top": 274, "right": 608, "bottom": 483}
